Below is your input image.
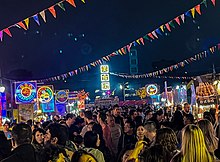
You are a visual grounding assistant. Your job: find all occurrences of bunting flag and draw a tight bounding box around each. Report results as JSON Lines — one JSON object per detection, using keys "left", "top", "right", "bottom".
{"left": 110, "top": 72, "right": 193, "bottom": 80}
{"left": 66, "top": 0, "right": 76, "bottom": 7}
{"left": 33, "top": 14, "right": 40, "bottom": 26}
{"left": 0, "top": 31, "right": 3, "bottom": 41}
{"left": 4, "top": 28, "right": 12, "bottom": 37}
{"left": 35, "top": 0, "right": 217, "bottom": 82}
{"left": 39, "top": 11, "right": 46, "bottom": 22}
{"left": 0, "top": 0, "right": 86, "bottom": 42}
{"left": 17, "top": 21, "right": 27, "bottom": 30}
{"left": 37, "top": 43, "right": 220, "bottom": 83}
{"left": 109, "top": 44, "right": 220, "bottom": 80}
{"left": 48, "top": 6, "right": 57, "bottom": 18}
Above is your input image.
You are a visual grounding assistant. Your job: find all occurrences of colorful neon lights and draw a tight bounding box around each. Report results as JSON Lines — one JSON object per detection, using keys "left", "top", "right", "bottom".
{"left": 15, "top": 81, "right": 37, "bottom": 104}
{"left": 37, "top": 86, "right": 53, "bottom": 103}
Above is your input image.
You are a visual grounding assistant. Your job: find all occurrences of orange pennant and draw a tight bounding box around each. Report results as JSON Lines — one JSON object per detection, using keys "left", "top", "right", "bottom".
{"left": 121, "top": 47, "right": 126, "bottom": 54}
{"left": 17, "top": 21, "right": 27, "bottom": 30}
{"left": 24, "top": 18, "right": 29, "bottom": 29}
{"left": 66, "top": 0, "right": 76, "bottom": 7}
{"left": 195, "top": 5, "right": 201, "bottom": 15}
{"left": 4, "top": 28, "right": 12, "bottom": 37}
{"left": 48, "top": 6, "right": 56, "bottom": 18}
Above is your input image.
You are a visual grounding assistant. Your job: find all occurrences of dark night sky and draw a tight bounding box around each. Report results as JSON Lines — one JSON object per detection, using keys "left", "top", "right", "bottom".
{"left": 0, "top": 0, "right": 220, "bottom": 95}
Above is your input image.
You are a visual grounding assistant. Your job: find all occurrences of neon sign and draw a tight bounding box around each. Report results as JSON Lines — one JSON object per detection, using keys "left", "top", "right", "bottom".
{"left": 56, "top": 90, "right": 68, "bottom": 103}
{"left": 15, "top": 81, "right": 37, "bottom": 104}
{"left": 37, "top": 86, "right": 53, "bottom": 103}
{"left": 146, "top": 84, "right": 158, "bottom": 96}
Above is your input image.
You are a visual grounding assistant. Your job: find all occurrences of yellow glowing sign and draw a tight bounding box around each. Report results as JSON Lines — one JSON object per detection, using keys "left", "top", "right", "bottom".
{"left": 101, "top": 74, "right": 110, "bottom": 81}
{"left": 101, "top": 82, "right": 110, "bottom": 90}
{"left": 100, "top": 65, "right": 109, "bottom": 73}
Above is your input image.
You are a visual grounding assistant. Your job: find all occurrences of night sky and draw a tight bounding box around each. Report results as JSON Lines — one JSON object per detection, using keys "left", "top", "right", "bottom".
{"left": 0, "top": 0, "right": 220, "bottom": 97}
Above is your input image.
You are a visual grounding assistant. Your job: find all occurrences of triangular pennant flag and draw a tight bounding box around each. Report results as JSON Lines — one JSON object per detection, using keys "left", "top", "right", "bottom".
{"left": 49, "top": 6, "right": 56, "bottom": 18}
{"left": 81, "top": 0, "right": 86, "bottom": 3}
{"left": 139, "top": 37, "right": 145, "bottom": 45}
{"left": 66, "top": 0, "right": 76, "bottom": 7}
{"left": 180, "top": 14, "right": 185, "bottom": 23}
{"left": 136, "top": 39, "right": 141, "bottom": 45}
{"left": 185, "top": 10, "right": 192, "bottom": 18}
{"left": 121, "top": 47, "right": 126, "bottom": 54}
{"left": 0, "top": 31, "right": 3, "bottom": 41}
{"left": 33, "top": 14, "right": 40, "bottom": 26}
{"left": 155, "top": 28, "right": 162, "bottom": 36}
{"left": 133, "top": 41, "right": 137, "bottom": 46}
{"left": 191, "top": 8, "right": 196, "bottom": 18}
{"left": 75, "top": 70, "right": 78, "bottom": 75}
{"left": 58, "top": 2, "right": 66, "bottom": 11}
{"left": 169, "top": 21, "right": 175, "bottom": 28}
{"left": 4, "top": 28, "right": 12, "bottom": 37}
{"left": 160, "top": 25, "right": 164, "bottom": 32}
{"left": 152, "top": 31, "right": 158, "bottom": 39}
{"left": 195, "top": 5, "right": 201, "bottom": 15}
{"left": 211, "top": 0, "right": 216, "bottom": 6}
{"left": 165, "top": 23, "right": 171, "bottom": 32}
{"left": 174, "top": 17, "right": 181, "bottom": 25}
{"left": 17, "top": 21, "right": 27, "bottom": 30}
{"left": 118, "top": 49, "right": 123, "bottom": 55}
{"left": 148, "top": 33, "right": 154, "bottom": 39}
{"left": 24, "top": 18, "right": 29, "bottom": 29}
{"left": 202, "top": 0, "right": 208, "bottom": 7}
{"left": 127, "top": 44, "right": 131, "bottom": 52}
{"left": 40, "top": 11, "right": 46, "bottom": 22}
{"left": 90, "top": 62, "right": 95, "bottom": 66}
{"left": 143, "top": 35, "right": 150, "bottom": 40}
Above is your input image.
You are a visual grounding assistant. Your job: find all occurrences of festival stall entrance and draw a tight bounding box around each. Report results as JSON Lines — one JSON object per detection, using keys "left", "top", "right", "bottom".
{"left": 190, "top": 74, "right": 220, "bottom": 119}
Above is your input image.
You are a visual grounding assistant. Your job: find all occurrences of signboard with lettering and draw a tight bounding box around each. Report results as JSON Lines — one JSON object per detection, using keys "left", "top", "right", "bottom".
{"left": 100, "top": 65, "right": 110, "bottom": 91}
{"left": 15, "top": 81, "right": 37, "bottom": 104}
{"left": 55, "top": 90, "right": 68, "bottom": 104}
{"left": 37, "top": 85, "right": 55, "bottom": 112}
{"left": 146, "top": 84, "right": 158, "bottom": 96}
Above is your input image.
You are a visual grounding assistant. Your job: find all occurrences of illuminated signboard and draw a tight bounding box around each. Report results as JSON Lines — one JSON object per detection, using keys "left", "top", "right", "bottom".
{"left": 37, "top": 86, "right": 54, "bottom": 103}
{"left": 15, "top": 81, "right": 37, "bottom": 104}
{"left": 101, "top": 74, "right": 110, "bottom": 82}
{"left": 55, "top": 90, "right": 68, "bottom": 104}
{"left": 100, "top": 65, "right": 110, "bottom": 91}
{"left": 100, "top": 65, "right": 109, "bottom": 73}
{"left": 146, "top": 84, "right": 158, "bottom": 96}
{"left": 101, "top": 82, "right": 110, "bottom": 90}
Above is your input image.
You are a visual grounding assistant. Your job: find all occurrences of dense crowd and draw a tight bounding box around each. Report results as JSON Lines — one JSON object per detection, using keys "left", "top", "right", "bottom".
{"left": 0, "top": 103, "right": 220, "bottom": 162}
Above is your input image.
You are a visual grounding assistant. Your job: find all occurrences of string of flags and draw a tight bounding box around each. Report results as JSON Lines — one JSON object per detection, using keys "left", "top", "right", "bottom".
{"left": 110, "top": 72, "right": 193, "bottom": 80}
{"left": 0, "top": 0, "right": 86, "bottom": 41}
{"left": 109, "top": 43, "right": 220, "bottom": 79}
{"left": 37, "top": 0, "right": 216, "bottom": 82}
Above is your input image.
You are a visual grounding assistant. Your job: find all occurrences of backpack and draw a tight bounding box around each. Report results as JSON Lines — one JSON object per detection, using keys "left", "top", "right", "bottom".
{"left": 71, "top": 149, "right": 98, "bottom": 162}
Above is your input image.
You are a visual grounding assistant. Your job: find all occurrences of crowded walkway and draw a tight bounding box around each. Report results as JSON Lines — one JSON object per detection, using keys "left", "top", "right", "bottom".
{"left": 0, "top": 103, "right": 220, "bottom": 162}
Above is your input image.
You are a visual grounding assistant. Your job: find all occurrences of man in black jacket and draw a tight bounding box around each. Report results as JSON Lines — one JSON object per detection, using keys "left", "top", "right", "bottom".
{"left": 1, "top": 123, "right": 36, "bottom": 162}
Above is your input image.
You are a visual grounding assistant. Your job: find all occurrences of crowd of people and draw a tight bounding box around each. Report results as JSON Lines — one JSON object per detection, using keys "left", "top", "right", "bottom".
{"left": 0, "top": 103, "right": 220, "bottom": 162}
